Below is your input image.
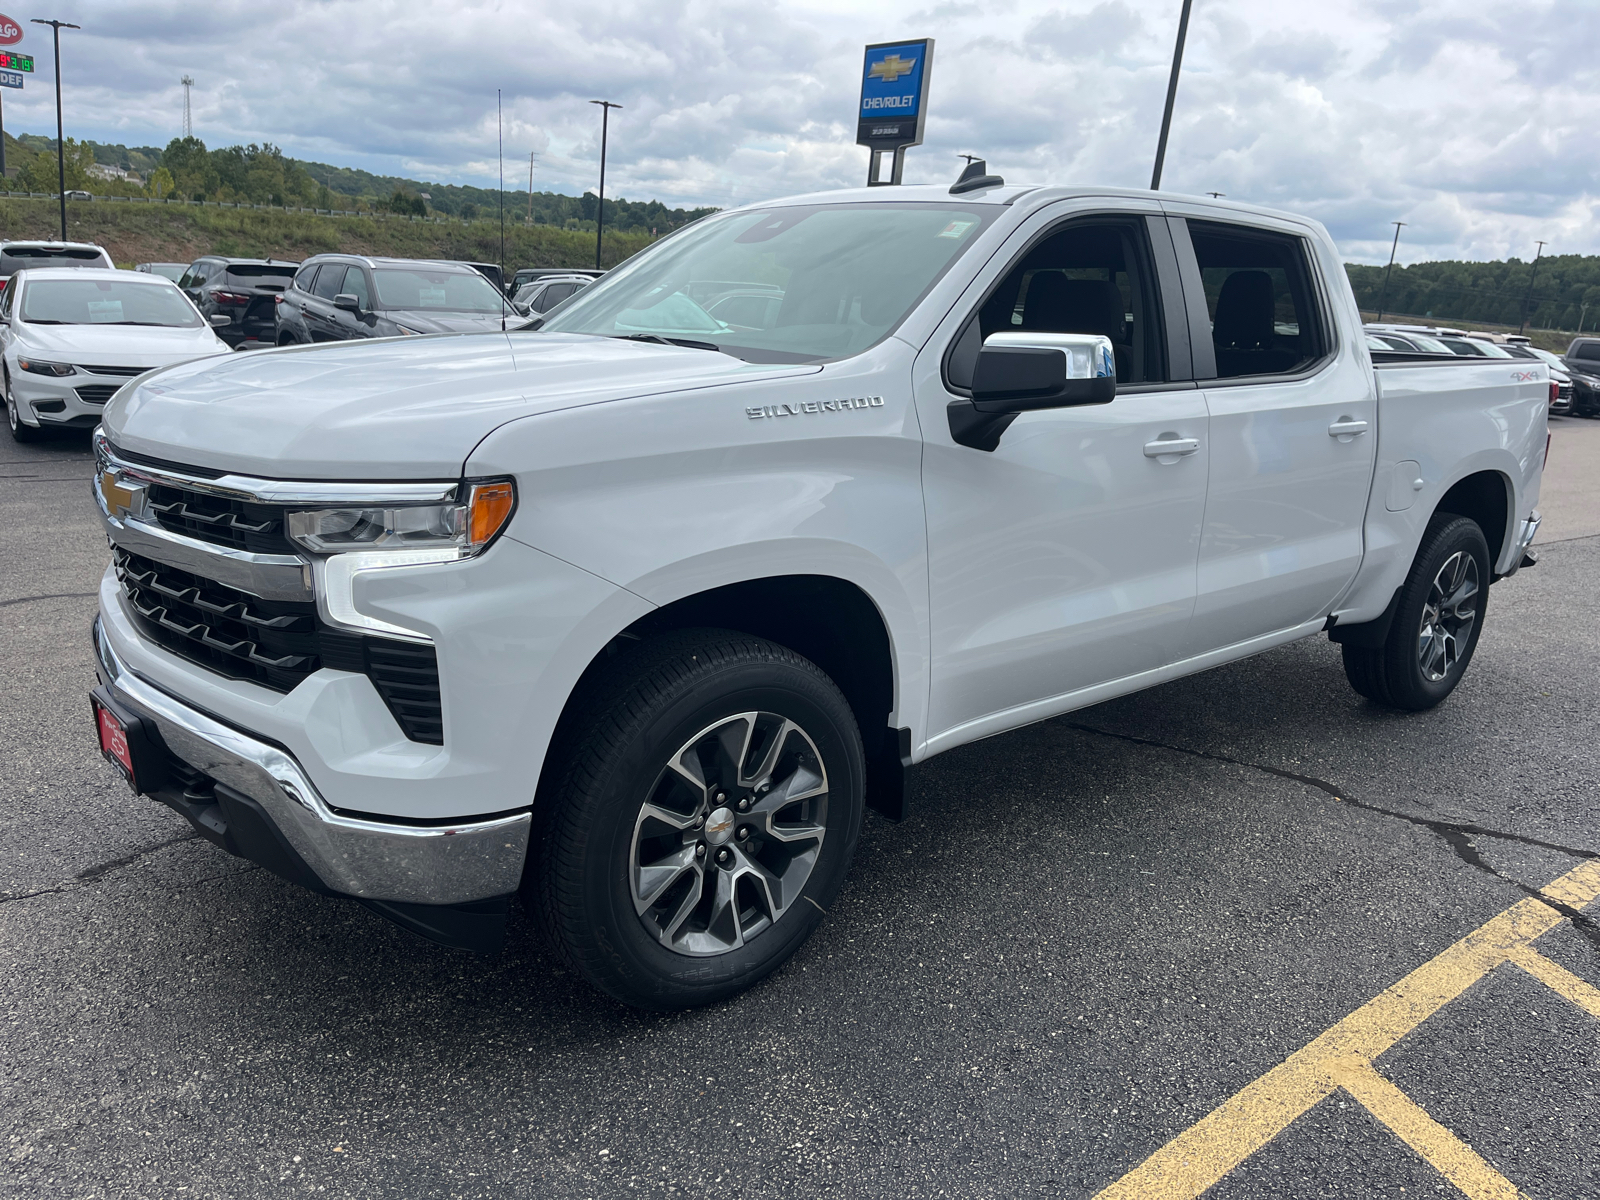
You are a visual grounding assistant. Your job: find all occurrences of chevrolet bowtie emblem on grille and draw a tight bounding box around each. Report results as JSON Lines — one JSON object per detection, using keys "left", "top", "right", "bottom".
{"left": 868, "top": 54, "right": 916, "bottom": 83}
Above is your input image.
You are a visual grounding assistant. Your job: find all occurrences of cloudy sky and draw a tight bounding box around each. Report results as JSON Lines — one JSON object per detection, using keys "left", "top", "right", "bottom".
{"left": 3, "top": 0, "right": 1593, "bottom": 263}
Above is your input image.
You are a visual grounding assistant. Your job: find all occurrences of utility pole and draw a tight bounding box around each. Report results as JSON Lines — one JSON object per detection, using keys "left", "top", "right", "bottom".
{"left": 1518, "top": 240, "right": 1547, "bottom": 335}
{"left": 1150, "top": 0, "right": 1194, "bottom": 190}
{"left": 1376, "top": 221, "right": 1405, "bottom": 322}
{"left": 589, "top": 99, "right": 621, "bottom": 271}
{"left": 1580, "top": 301, "right": 1590, "bottom": 336}
{"left": 181, "top": 75, "right": 193, "bottom": 138}
{"left": 497, "top": 90, "right": 505, "bottom": 310}
{"left": 958, "top": 153, "right": 980, "bottom": 166}
{"left": 1206, "top": 191, "right": 1225, "bottom": 198}
{"left": 32, "top": 19, "right": 80, "bottom": 242}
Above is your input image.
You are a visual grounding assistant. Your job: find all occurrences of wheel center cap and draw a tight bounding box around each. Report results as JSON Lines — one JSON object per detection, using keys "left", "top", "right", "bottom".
{"left": 704, "top": 806, "right": 736, "bottom": 846}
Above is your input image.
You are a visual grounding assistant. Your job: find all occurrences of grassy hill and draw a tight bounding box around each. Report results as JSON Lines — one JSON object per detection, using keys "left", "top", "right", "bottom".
{"left": 0, "top": 196, "right": 652, "bottom": 272}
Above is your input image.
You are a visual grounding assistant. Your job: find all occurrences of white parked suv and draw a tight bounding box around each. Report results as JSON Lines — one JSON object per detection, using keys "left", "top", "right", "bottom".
{"left": 3, "top": 268, "right": 230, "bottom": 440}
{"left": 88, "top": 184, "right": 1547, "bottom": 1009}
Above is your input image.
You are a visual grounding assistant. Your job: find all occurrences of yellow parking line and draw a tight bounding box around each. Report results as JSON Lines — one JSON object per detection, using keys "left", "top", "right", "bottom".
{"left": 1506, "top": 945, "right": 1600, "bottom": 1019}
{"left": 1327, "top": 1057, "right": 1527, "bottom": 1200}
{"left": 1093, "top": 860, "right": 1600, "bottom": 1200}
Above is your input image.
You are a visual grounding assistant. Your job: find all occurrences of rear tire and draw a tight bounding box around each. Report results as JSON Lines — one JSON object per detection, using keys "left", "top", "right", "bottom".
{"left": 535, "top": 629, "right": 865, "bottom": 1010}
{"left": 1341, "top": 514, "right": 1490, "bottom": 711}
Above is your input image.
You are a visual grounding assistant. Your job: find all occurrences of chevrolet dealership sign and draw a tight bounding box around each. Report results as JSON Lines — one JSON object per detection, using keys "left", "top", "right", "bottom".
{"left": 856, "top": 39, "right": 933, "bottom": 153}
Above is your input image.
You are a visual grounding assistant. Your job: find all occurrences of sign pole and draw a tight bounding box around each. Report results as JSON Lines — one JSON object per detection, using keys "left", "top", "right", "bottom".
{"left": 31, "top": 19, "right": 78, "bottom": 240}
{"left": 1376, "top": 222, "right": 1404, "bottom": 322}
{"left": 856, "top": 39, "right": 934, "bottom": 187}
{"left": 1150, "top": 0, "right": 1194, "bottom": 190}
{"left": 589, "top": 99, "right": 621, "bottom": 269}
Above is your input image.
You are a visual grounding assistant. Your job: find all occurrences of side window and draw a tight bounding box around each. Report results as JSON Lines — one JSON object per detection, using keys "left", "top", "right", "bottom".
{"left": 341, "top": 266, "right": 371, "bottom": 308}
{"left": 1186, "top": 221, "right": 1327, "bottom": 379}
{"left": 312, "top": 264, "right": 345, "bottom": 301}
{"left": 293, "top": 264, "right": 319, "bottom": 293}
{"left": 946, "top": 219, "right": 1166, "bottom": 390}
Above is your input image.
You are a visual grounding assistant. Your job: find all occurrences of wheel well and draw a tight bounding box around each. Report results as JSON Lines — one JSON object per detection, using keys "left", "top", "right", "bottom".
{"left": 549, "top": 575, "right": 906, "bottom": 820}
{"left": 1435, "top": 471, "right": 1511, "bottom": 567}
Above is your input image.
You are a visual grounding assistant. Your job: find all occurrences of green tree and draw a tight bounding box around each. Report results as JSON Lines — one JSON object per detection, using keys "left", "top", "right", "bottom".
{"left": 146, "top": 166, "right": 175, "bottom": 199}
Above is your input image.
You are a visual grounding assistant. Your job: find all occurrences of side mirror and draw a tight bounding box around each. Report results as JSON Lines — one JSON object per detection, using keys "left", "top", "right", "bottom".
{"left": 949, "top": 332, "right": 1116, "bottom": 451}
{"left": 208, "top": 313, "right": 230, "bottom": 327}
{"left": 333, "top": 293, "right": 361, "bottom": 312}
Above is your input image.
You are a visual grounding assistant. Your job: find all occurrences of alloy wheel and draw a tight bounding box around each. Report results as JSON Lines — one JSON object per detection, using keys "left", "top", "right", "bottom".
{"left": 1417, "top": 550, "right": 1479, "bottom": 682}
{"left": 629, "top": 711, "right": 828, "bottom": 957}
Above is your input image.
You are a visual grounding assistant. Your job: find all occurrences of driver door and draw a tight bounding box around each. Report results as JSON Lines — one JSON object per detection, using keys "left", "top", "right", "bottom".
{"left": 915, "top": 204, "right": 1210, "bottom": 749}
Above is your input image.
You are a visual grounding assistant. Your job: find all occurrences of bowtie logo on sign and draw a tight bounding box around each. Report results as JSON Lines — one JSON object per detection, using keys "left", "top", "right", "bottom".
{"left": 868, "top": 54, "right": 917, "bottom": 84}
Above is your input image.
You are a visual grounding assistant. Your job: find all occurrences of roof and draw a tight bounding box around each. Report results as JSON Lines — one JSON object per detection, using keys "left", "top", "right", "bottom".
{"left": 11, "top": 266, "right": 173, "bottom": 282}
{"left": 0, "top": 240, "right": 109, "bottom": 252}
{"left": 302, "top": 253, "right": 486, "bottom": 271}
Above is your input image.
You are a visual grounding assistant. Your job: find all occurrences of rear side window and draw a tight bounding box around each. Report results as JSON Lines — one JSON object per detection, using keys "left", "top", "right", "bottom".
{"left": 293, "top": 264, "right": 319, "bottom": 292}
{"left": 312, "top": 265, "right": 346, "bottom": 301}
{"left": 1187, "top": 222, "right": 1327, "bottom": 379}
{"left": 1571, "top": 341, "right": 1600, "bottom": 362}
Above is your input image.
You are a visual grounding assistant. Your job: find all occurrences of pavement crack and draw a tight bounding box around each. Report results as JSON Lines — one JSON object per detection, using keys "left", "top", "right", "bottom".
{"left": 0, "top": 591, "right": 98, "bottom": 608}
{"left": 76, "top": 832, "right": 201, "bottom": 881}
{"left": 0, "top": 832, "right": 201, "bottom": 904}
{"left": 1067, "top": 722, "right": 1600, "bottom": 950}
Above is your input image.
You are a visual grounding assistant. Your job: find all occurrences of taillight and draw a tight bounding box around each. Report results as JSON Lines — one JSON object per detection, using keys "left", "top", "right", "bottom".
{"left": 212, "top": 290, "right": 250, "bottom": 305}
{"left": 273, "top": 295, "right": 284, "bottom": 304}
{"left": 1550, "top": 381, "right": 1559, "bottom": 406}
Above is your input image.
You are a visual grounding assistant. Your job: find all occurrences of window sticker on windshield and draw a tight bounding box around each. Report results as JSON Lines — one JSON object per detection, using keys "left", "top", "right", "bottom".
{"left": 86, "top": 300, "right": 124, "bottom": 323}
{"left": 418, "top": 287, "right": 447, "bottom": 306}
{"left": 937, "top": 220, "right": 977, "bottom": 239}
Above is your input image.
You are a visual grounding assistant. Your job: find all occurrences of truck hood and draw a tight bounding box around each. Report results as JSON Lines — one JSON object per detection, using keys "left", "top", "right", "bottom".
{"left": 101, "top": 331, "right": 817, "bottom": 479}
{"left": 381, "top": 309, "right": 508, "bottom": 334}
{"left": 16, "top": 321, "right": 231, "bottom": 367}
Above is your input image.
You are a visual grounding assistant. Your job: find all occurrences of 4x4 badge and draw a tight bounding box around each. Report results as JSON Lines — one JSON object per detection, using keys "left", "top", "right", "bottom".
{"left": 747, "top": 396, "right": 885, "bottom": 419}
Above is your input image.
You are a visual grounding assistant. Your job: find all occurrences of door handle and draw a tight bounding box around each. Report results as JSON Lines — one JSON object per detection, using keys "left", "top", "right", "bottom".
{"left": 1329, "top": 417, "right": 1369, "bottom": 440}
{"left": 1144, "top": 436, "right": 1200, "bottom": 459}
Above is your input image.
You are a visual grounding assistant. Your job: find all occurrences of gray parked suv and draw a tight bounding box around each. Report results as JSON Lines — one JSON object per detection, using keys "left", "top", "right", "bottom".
{"left": 273, "top": 255, "right": 515, "bottom": 345}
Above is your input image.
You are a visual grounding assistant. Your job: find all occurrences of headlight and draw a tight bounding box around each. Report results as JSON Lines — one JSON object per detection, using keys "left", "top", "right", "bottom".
{"left": 18, "top": 358, "right": 75, "bottom": 376}
{"left": 285, "top": 479, "right": 516, "bottom": 558}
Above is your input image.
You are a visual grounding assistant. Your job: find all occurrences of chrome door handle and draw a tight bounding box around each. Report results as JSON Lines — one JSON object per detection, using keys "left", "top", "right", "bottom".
{"left": 1329, "top": 418, "right": 1369, "bottom": 439}
{"left": 1144, "top": 436, "right": 1200, "bottom": 459}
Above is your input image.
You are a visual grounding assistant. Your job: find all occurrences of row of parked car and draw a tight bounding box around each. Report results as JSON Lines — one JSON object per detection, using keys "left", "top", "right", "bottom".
{"left": 0, "top": 238, "right": 605, "bottom": 441}
{"left": 1365, "top": 322, "right": 1598, "bottom": 418}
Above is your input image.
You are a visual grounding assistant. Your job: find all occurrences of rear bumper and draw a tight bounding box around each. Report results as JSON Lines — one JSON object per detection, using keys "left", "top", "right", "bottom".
{"left": 92, "top": 615, "right": 529, "bottom": 950}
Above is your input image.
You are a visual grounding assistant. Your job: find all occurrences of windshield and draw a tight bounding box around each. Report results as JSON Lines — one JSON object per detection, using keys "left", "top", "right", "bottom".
{"left": 145, "top": 264, "right": 186, "bottom": 282}
{"left": 373, "top": 267, "right": 510, "bottom": 314}
{"left": 538, "top": 203, "right": 997, "bottom": 363}
{"left": 1405, "top": 334, "right": 1452, "bottom": 353}
{"left": 19, "top": 277, "right": 202, "bottom": 328}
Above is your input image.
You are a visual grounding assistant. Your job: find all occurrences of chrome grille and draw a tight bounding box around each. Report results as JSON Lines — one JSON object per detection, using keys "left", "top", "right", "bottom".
{"left": 76, "top": 364, "right": 149, "bottom": 377}
{"left": 144, "top": 481, "right": 296, "bottom": 555}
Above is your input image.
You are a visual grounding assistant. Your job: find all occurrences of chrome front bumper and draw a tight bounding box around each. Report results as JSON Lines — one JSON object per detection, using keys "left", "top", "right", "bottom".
{"left": 93, "top": 617, "right": 530, "bottom": 907}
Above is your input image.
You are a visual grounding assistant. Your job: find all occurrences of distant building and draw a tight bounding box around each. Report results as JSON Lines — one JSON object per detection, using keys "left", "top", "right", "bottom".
{"left": 87, "top": 163, "right": 142, "bottom": 184}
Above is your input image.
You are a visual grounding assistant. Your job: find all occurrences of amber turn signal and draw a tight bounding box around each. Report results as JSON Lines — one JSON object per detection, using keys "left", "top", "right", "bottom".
{"left": 467, "top": 480, "right": 516, "bottom": 549}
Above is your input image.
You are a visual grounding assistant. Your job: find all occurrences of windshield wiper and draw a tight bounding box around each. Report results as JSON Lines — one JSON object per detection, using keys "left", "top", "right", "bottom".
{"left": 609, "top": 333, "right": 728, "bottom": 354}
{"left": 23, "top": 319, "right": 69, "bottom": 324}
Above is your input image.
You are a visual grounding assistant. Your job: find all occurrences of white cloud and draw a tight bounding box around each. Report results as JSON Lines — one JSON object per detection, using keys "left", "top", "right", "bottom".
{"left": 4, "top": 0, "right": 1592, "bottom": 261}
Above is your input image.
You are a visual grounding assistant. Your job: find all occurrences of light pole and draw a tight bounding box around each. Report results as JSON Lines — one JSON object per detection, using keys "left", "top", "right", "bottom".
{"left": 1150, "top": 0, "right": 1194, "bottom": 190}
{"left": 32, "top": 18, "right": 79, "bottom": 242}
{"left": 1376, "top": 221, "right": 1405, "bottom": 322}
{"left": 1518, "top": 240, "right": 1546, "bottom": 335}
{"left": 589, "top": 99, "right": 621, "bottom": 270}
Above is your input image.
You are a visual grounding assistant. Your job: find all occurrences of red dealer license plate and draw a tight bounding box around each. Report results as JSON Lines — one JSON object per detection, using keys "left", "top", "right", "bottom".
{"left": 94, "top": 699, "right": 137, "bottom": 790}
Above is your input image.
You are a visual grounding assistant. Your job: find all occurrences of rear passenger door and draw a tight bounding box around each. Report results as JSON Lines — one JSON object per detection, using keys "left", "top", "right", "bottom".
{"left": 1164, "top": 208, "right": 1377, "bottom": 652}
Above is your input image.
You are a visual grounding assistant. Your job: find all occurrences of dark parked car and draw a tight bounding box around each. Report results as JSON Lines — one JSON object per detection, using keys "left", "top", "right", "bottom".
{"left": 178, "top": 256, "right": 299, "bottom": 349}
{"left": 1562, "top": 337, "right": 1600, "bottom": 417}
{"left": 135, "top": 262, "right": 188, "bottom": 283}
{"left": 0, "top": 240, "right": 114, "bottom": 293}
{"left": 509, "top": 266, "right": 604, "bottom": 294}
{"left": 273, "top": 255, "right": 515, "bottom": 345}
{"left": 455, "top": 261, "right": 507, "bottom": 294}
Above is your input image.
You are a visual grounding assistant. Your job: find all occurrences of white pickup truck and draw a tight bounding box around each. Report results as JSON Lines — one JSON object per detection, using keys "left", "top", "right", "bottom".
{"left": 88, "top": 182, "right": 1548, "bottom": 1009}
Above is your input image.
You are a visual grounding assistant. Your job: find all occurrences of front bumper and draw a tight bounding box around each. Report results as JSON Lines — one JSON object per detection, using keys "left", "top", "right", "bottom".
{"left": 12, "top": 368, "right": 123, "bottom": 429}
{"left": 93, "top": 615, "right": 530, "bottom": 949}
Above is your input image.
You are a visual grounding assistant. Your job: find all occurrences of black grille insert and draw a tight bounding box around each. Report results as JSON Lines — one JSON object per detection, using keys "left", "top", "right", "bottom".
{"left": 78, "top": 364, "right": 149, "bottom": 378}
{"left": 145, "top": 482, "right": 296, "bottom": 555}
{"left": 116, "top": 548, "right": 443, "bottom": 744}
{"left": 75, "top": 384, "right": 121, "bottom": 406}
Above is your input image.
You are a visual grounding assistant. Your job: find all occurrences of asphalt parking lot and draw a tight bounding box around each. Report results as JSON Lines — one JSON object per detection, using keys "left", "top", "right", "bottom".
{"left": 3, "top": 417, "right": 1598, "bottom": 1199}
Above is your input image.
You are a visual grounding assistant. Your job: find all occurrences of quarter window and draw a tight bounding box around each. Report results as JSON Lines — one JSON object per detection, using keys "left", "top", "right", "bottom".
{"left": 1187, "top": 222, "right": 1327, "bottom": 379}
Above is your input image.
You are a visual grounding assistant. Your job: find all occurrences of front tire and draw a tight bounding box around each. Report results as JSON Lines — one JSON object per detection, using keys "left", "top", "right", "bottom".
{"left": 4, "top": 370, "right": 44, "bottom": 443}
{"left": 535, "top": 630, "right": 865, "bottom": 1010}
{"left": 1341, "top": 514, "right": 1490, "bottom": 711}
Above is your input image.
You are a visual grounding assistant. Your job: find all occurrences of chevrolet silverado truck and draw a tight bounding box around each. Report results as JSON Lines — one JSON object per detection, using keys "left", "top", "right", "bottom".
{"left": 88, "top": 182, "right": 1548, "bottom": 1010}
